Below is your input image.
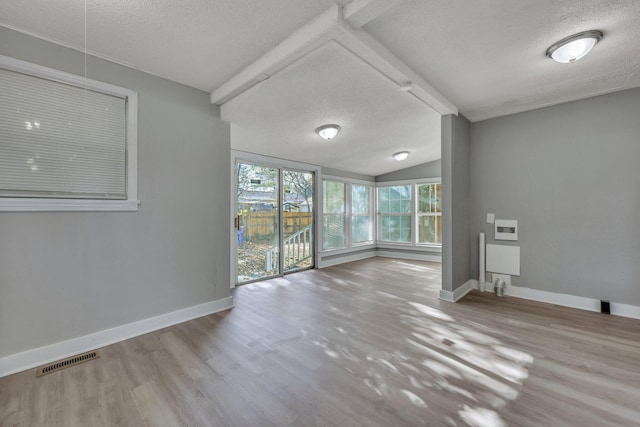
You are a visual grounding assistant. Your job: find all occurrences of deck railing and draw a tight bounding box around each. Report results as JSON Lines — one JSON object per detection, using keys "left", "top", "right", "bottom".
{"left": 265, "top": 224, "right": 313, "bottom": 272}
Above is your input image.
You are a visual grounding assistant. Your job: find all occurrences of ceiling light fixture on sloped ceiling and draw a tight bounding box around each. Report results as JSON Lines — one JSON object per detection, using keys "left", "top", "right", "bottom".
{"left": 393, "top": 151, "right": 409, "bottom": 161}
{"left": 315, "top": 124, "right": 341, "bottom": 141}
{"left": 546, "top": 30, "right": 604, "bottom": 63}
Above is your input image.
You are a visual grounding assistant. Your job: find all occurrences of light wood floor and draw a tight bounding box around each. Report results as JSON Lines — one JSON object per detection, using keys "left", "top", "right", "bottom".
{"left": 2, "top": 258, "right": 640, "bottom": 426}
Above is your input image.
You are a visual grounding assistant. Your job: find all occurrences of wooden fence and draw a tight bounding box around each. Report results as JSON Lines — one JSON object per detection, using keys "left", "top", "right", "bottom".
{"left": 239, "top": 212, "right": 312, "bottom": 241}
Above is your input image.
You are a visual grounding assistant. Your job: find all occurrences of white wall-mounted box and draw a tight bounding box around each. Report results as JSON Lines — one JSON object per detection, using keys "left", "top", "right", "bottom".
{"left": 486, "top": 244, "right": 520, "bottom": 276}
{"left": 495, "top": 219, "right": 518, "bottom": 241}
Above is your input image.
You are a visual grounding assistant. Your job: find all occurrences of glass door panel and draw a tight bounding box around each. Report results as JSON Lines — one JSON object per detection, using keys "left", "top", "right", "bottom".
{"left": 236, "top": 162, "right": 279, "bottom": 284}
{"left": 282, "top": 170, "right": 314, "bottom": 273}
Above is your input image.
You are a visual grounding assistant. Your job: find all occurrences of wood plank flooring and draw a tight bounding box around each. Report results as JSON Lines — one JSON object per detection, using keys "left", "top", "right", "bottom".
{"left": 1, "top": 257, "right": 639, "bottom": 426}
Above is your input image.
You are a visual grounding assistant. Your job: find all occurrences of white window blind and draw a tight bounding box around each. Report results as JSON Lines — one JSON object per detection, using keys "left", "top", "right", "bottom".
{"left": 0, "top": 66, "right": 127, "bottom": 199}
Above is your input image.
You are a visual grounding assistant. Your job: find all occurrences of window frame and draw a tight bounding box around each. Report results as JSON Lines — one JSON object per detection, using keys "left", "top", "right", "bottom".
{"left": 377, "top": 184, "right": 413, "bottom": 244}
{"left": 320, "top": 176, "right": 375, "bottom": 253}
{"left": 376, "top": 178, "right": 442, "bottom": 249}
{"left": 350, "top": 183, "right": 374, "bottom": 246}
{"left": 322, "top": 179, "right": 347, "bottom": 250}
{"left": 0, "top": 55, "right": 138, "bottom": 212}
{"left": 416, "top": 180, "right": 442, "bottom": 246}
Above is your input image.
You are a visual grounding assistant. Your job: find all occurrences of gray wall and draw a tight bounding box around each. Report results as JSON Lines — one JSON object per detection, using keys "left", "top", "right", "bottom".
{"left": 321, "top": 167, "right": 374, "bottom": 182}
{"left": 441, "top": 114, "right": 472, "bottom": 292}
{"left": 0, "top": 27, "right": 231, "bottom": 358}
{"left": 470, "top": 88, "right": 640, "bottom": 305}
{"left": 375, "top": 159, "right": 441, "bottom": 182}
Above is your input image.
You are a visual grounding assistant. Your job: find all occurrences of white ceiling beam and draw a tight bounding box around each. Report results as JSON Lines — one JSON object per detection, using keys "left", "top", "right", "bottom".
{"left": 334, "top": 20, "right": 458, "bottom": 116}
{"left": 343, "top": 0, "right": 408, "bottom": 28}
{"left": 212, "top": 2, "right": 457, "bottom": 116}
{"left": 210, "top": 4, "right": 340, "bottom": 105}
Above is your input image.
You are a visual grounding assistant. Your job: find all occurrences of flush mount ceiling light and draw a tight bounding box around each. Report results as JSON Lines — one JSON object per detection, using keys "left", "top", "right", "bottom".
{"left": 393, "top": 151, "right": 409, "bottom": 161}
{"left": 315, "top": 124, "right": 341, "bottom": 141}
{"left": 546, "top": 30, "right": 603, "bottom": 63}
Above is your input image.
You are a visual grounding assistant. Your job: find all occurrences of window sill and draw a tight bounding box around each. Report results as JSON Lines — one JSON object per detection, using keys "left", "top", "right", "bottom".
{"left": 0, "top": 198, "right": 140, "bottom": 212}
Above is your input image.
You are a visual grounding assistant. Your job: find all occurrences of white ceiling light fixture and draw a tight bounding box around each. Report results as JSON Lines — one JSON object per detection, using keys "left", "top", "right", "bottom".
{"left": 546, "top": 30, "right": 603, "bottom": 63}
{"left": 393, "top": 151, "right": 409, "bottom": 161}
{"left": 315, "top": 124, "right": 341, "bottom": 141}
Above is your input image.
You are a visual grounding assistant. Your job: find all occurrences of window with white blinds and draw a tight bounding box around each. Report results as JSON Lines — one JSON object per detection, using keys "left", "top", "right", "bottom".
{"left": 0, "top": 55, "right": 138, "bottom": 211}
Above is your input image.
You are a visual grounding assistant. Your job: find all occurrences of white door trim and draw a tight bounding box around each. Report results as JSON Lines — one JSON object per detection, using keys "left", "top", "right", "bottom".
{"left": 230, "top": 150, "right": 321, "bottom": 288}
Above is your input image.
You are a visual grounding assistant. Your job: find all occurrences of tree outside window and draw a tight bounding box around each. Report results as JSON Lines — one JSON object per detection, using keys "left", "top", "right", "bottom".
{"left": 417, "top": 183, "right": 442, "bottom": 244}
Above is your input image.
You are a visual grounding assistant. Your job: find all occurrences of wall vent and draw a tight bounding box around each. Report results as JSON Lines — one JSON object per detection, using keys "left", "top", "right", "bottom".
{"left": 36, "top": 350, "right": 100, "bottom": 377}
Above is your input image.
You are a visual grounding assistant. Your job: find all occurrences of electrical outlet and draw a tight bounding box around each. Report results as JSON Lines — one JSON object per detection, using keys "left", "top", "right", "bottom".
{"left": 486, "top": 213, "right": 495, "bottom": 224}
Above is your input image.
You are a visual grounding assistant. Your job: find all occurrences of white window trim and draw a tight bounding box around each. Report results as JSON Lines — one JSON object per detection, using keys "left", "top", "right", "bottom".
{"left": 322, "top": 178, "right": 348, "bottom": 251}
{"left": 320, "top": 175, "right": 375, "bottom": 253}
{"left": 416, "top": 180, "right": 442, "bottom": 247}
{"left": 0, "top": 55, "right": 138, "bottom": 212}
{"left": 377, "top": 183, "right": 414, "bottom": 245}
{"left": 376, "top": 178, "right": 442, "bottom": 249}
{"left": 351, "top": 183, "right": 374, "bottom": 246}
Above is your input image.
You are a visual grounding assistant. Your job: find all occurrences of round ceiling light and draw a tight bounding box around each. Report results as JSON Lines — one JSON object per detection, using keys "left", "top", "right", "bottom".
{"left": 546, "top": 30, "right": 603, "bottom": 63}
{"left": 315, "top": 124, "right": 341, "bottom": 140}
{"left": 393, "top": 151, "right": 409, "bottom": 161}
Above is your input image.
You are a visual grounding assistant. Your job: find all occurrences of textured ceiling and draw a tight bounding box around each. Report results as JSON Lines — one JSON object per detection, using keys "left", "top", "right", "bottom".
{"left": 223, "top": 41, "right": 441, "bottom": 176}
{"left": 365, "top": 0, "right": 640, "bottom": 121}
{"left": 2, "top": 0, "right": 640, "bottom": 174}
{"left": 0, "top": 0, "right": 346, "bottom": 91}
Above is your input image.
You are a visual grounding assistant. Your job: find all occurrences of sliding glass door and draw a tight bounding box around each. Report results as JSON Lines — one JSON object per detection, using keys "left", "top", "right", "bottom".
{"left": 282, "top": 170, "right": 314, "bottom": 274}
{"left": 235, "top": 162, "right": 280, "bottom": 283}
{"left": 235, "top": 161, "right": 314, "bottom": 284}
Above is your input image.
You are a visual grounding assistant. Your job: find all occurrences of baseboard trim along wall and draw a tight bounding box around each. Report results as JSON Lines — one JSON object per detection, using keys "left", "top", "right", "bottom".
{"left": 439, "top": 279, "right": 475, "bottom": 302}
{"left": 319, "top": 250, "right": 442, "bottom": 269}
{"left": 318, "top": 250, "right": 377, "bottom": 268}
{"left": 471, "top": 282, "right": 640, "bottom": 320}
{"left": 0, "top": 296, "right": 234, "bottom": 378}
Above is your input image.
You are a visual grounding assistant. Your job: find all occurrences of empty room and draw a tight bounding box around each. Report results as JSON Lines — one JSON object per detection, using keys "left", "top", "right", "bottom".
{"left": 1, "top": 1, "right": 639, "bottom": 426}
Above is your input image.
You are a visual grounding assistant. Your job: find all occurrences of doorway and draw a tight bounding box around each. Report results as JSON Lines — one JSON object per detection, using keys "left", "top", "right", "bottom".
{"left": 235, "top": 160, "right": 315, "bottom": 285}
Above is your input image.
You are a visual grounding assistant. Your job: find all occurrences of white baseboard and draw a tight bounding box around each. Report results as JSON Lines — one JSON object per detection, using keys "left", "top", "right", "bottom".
{"left": 506, "top": 285, "right": 598, "bottom": 312}
{"left": 318, "top": 250, "right": 377, "bottom": 268}
{"left": 376, "top": 250, "right": 441, "bottom": 263}
{"left": 0, "top": 296, "right": 234, "bottom": 378}
{"left": 610, "top": 302, "right": 640, "bottom": 319}
{"left": 319, "top": 249, "right": 441, "bottom": 269}
{"left": 472, "top": 282, "right": 640, "bottom": 320}
{"left": 440, "top": 279, "right": 476, "bottom": 302}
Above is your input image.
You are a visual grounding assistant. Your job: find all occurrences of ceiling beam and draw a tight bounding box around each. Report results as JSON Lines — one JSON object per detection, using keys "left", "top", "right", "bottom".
{"left": 211, "top": 3, "right": 458, "bottom": 116}
{"left": 343, "top": 0, "right": 408, "bottom": 28}
{"left": 210, "top": 5, "right": 340, "bottom": 105}
{"left": 334, "top": 20, "right": 458, "bottom": 116}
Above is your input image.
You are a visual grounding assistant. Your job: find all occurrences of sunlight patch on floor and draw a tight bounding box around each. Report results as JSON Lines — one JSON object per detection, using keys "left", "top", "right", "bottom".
{"left": 309, "top": 292, "right": 534, "bottom": 426}
{"left": 401, "top": 389, "right": 428, "bottom": 408}
{"left": 408, "top": 302, "right": 455, "bottom": 321}
{"left": 459, "top": 405, "right": 506, "bottom": 427}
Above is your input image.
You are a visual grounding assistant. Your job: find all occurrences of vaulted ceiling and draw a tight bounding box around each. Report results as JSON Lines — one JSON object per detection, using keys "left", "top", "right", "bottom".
{"left": 2, "top": 0, "right": 639, "bottom": 175}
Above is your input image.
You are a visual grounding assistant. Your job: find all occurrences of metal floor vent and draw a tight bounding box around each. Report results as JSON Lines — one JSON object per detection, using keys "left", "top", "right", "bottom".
{"left": 36, "top": 350, "right": 100, "bottom": 377}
